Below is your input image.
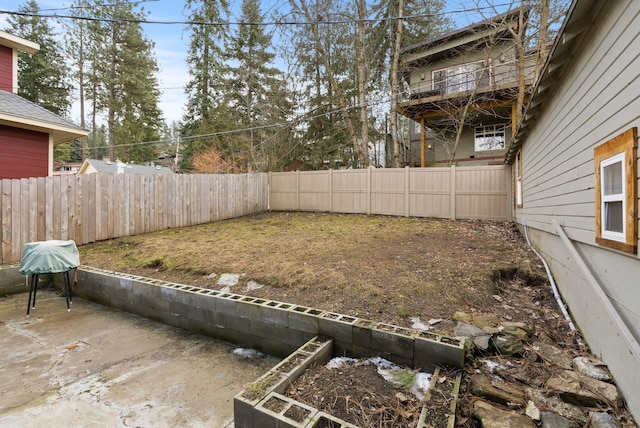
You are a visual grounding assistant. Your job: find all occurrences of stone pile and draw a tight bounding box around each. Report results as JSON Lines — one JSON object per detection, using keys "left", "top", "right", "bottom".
{"left": 452, "top": 311, "right": 635, "bottom": 428}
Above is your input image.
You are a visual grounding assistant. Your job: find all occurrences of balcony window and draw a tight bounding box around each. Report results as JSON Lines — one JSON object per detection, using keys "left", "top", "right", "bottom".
{"left": 433, "top": 60, "right": 491, "bottom": 95}
{"left": 475, "top": 124, "right": 505, "bottom": 151}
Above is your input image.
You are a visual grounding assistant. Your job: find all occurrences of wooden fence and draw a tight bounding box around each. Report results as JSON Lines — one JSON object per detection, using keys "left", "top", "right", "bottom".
{"left": 269, "top": 165, "right": 512, "bottom": 221}
{"left": 0, "top": 173, "right": 268, "bottom": 264}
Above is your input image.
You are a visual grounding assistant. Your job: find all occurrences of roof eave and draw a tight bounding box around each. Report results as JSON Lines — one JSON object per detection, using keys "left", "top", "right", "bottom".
{"left": 0, "top": 114, "right": 89, "bottom": 144}
{"left": 0, "top": 30, "right": 39, "bottom": 54}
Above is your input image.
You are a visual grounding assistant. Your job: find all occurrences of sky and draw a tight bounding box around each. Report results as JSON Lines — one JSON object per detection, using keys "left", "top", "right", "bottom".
{"left": 0, "top": 0, "right": 514, "bottom": 127}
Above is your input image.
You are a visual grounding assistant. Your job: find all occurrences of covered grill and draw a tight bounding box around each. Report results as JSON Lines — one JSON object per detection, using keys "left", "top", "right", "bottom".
{"left": 19, "top": 240, "right": 80, "bottom": 316}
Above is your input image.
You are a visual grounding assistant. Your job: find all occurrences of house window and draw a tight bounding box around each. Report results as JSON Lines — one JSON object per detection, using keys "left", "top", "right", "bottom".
{"left": 594, "top": 127, "right": 637, "bottom": 254}
{"left": 433, "top": 60, "right": 491, "bottom": 95}
{"left": 475, "top": 125, "right": 505, "bottom": 151}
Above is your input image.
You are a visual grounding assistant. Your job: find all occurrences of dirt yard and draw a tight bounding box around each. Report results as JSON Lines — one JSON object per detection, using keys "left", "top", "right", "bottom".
{"left": 77, "top": 211, "right": 624, "bottom": 427}
{"left": 79, "top": 211, "right": 547, "bottom": 331}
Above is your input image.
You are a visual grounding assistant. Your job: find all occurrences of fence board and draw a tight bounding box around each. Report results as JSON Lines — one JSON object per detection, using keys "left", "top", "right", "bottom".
{"left": 0, "top": 172, "right": 268, "bottom": 265}
{"left": 270, "top": 166, "right": 511, "bottom": 221}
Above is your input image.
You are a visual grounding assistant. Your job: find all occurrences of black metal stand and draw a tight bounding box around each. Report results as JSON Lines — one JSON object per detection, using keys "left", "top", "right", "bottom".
{"left": 26, "top": 270, "right": 73, "bottom": 317}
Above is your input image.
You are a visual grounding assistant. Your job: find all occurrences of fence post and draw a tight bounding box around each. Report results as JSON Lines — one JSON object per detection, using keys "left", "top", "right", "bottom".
{"left": 404, "top": 166, "right": 410, "bottom": 217}
{"left": 296, "top": 170, "right": 300, "bottom": 211}
{"left": 366, "top": 167, "right": 371, "bottom": 215}
{"left": 450, "top": 165, "right": 456, "bottom": 220}
{"left": 329, "top": 169, "right": 333, "bottom": 213}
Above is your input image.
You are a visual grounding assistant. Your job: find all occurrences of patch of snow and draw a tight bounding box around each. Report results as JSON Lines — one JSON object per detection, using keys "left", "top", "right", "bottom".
{"left": 410, "top": 317, "right": 432, "bottom": 331}
{"left": 232, "top": 348, "right": 265, "bottom": 359}
{"left": 244, "top": 280, "right": 264, "bottom": 292}
{"left": 325, "top": 357, "right": 358, "bottom": 369}
{"left": 217, "top": 273, "right": 240, "bottom": 287}
{"left": 483, "top": 359, "right": 507, "bottom": 373}
{"left": 428, "top": 318, "right": 443, "bottom": 325}
{"left": 207, "top": 273, "right": 217, "bottom": 279}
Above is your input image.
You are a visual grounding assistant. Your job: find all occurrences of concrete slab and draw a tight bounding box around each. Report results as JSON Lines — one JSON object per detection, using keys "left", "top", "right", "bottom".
{"left": 0, "top": 291, "right": 280, "bottom": 427}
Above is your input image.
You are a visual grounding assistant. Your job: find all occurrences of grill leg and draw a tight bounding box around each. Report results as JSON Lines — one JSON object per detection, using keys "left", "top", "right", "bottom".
{"left": 63, "top": 271, "right": 72, "bottom": 311}
{"left": 26, "top": 274, "right": 39, "bottom": 317}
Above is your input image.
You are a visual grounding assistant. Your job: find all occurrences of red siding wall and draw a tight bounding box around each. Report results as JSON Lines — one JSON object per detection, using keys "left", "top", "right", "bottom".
{"left": 0, "top": 125, "right": 49, "bottom": 179}
{"left": 0, "top": 46, "right": 13, "bottom": 92}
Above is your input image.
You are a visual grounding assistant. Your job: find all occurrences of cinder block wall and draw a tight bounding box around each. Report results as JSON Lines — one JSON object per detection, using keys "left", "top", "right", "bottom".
{"left": 56, "top": 267, "right": 465, "bottom": 369}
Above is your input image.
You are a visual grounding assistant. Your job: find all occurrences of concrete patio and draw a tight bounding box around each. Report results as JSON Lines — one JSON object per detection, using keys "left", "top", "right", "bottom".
{"left": 0, "top": 290, "right": 280, "bottom": 427}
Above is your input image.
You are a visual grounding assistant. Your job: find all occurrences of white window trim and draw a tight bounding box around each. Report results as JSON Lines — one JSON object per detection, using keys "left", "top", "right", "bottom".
{"left": 474, "top": 124, "right": 506, "bottom": 151}
{"left": 600, "top": 152, "right": 626, "bottom": 242}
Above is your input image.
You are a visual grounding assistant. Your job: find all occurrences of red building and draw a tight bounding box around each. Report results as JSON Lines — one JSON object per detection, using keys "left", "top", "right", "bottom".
{"left": 0, "top": 30, "right": 87, "bottom": 179}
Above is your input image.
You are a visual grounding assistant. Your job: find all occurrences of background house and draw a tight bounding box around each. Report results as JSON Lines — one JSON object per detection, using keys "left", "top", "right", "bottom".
{"left": 397, "top": 9, "right": 537, "bottom": 167}
{"left": 0, "top": 30, "right": 87, "bottom": 179}
{"left": 507, "top": 0, "right": 640, "bottom": 418}
{"left": 78, "top": 158, "right": 174, "bottom": 175}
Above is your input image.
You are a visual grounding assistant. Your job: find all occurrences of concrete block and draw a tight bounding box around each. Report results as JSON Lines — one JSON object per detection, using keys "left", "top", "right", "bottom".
{"left": 261, "top": 303, "right": 289, "bottom": 327}
{"left": 371, "top": 324, "right": 415, "bottom": 360}
{"left": 235, "top": 330, "right": 263, "bottom": 351}
{"left": 274, "top": 325, "right": 312, "bottom": 348}
{"left": 318, "top": 314, "right": 355, "bottom": 343}
{"left": 261, "top": 338, "right": 296, "bottom": 358}
{"left": 218, "top": 312, "right": 251, "bottom": 333}
{"left": 234, "top": 395, "right": 256, "bottom": 428}
{"left": 216, "top": 295, "right": 239, "bottom": 315}
{"left": 288, "top": 307, "right": 320, "bottom": 334}
{"left": 414, "top": 333, "right": 465, "bottom": 370}
{"left": 352, "top": 319, "right": 376, "bottom": 348}
{"left": 187, "top": 306, "right": 206, "bottom": 322}
{"left": 237, "top": 300, "right": 263, "bottom": 320}
{"left": 255, "top": 392, "right": 317, "bottom": 428}
{"left": 119, "top": 277, "right": 133, "bottom": 291}
{"left": 169, "top": 301, "right": 190, "bottom": 318}
{"left": 159, "top": 286, "right": 178, "bottom": 300}
{"left": 251, "top": 319, "right": 275, "bottom": 340}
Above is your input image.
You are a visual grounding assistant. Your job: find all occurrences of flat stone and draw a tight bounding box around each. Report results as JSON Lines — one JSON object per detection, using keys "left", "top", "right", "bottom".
{"left": 472, "top": 400, "right": 536, "bottom": 428}
{"left": 588, "top": 411, "right": 622, "bottom": 428}
{"left": 533, "top": 342, "right": 573, "bottom": 370}
{"left": 501, "top": 324, "right": 530, "bottom": 340}
{"left": 453, "top": 311, "right": 472, "bottom": 323}
{"left": 525, "top": 400, "right": 540, "bottom": 420}
{"left": 573, "top": 356, "right": 612, "bottom": 382}
{"left": 482, "top": 326, "right": 501, "bottom": 336}
{"left": 455, "top": 322, "right": 491, "bottom": 351}
{"left": 502, "top": 321, "right": 531, "bottom": 335}
{"left": 470, "top": 375, "right": 526, "bottom": 406}
{"left": 526, "top": 388, "right": 587, "bottom": 424}
{"left": 546, "top": 370, "right": 621, "bottom": 407}
{"left": 492, "top": 335, "right": 524, "bottom": 355}
{"left": 540, "top": 411, "right": 579, "bottom": 428}
{"left": 473, "top": 314, "right": 501, "bottom": 329}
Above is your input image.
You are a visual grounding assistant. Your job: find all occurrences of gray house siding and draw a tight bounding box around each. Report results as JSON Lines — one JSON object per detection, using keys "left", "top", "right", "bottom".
{"left": 513, "top": 0, "right": 640, "bottom": 418}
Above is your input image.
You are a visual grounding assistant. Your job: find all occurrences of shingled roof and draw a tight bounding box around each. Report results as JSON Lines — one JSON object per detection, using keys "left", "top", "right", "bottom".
{"left": 0, "top": 90, "right": 87, "bottom": 143}
{"left": 80, "top": 159, "right": 174, "bottom": 175}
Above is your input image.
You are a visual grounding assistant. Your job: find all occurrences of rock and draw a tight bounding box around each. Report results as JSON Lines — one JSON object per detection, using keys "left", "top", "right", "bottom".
{"left": 525, "top": 400, "right": 540, "bottom": 420}
{"left": 546, "top": 370, "right": 621, "bottom": 407}
{"left": 469, "top": 375, "right": 526, "bottom": 406}
{"left": 395, "top": 392, "right": 408, "bottom": 403}
{"left": 455, "top": 322, "right": 492, "bottom": 351}
{"left": 482, "top": 326, "right": 501, "bottom": 336}
{"left": 492, "top": 335, "right": 524, "bottom": 355}
{"left": 472, "top": 400, "right": 536, "bottom": 428}
{"left": 588, "top": 411, "right": 622, "bottom": 428}
{"left": 540, "top": 411, "right": 579, "bottom": 428}
{"left": 573, "top": 356, "right": 612, "bottom": 382}
{"left": 453, "top": 311, "right": 472, "bottom": 323}
{"left": 473, "top": 314, "right": 501, "bottom": 329}
{"left": 526, "top": 388, "right": 587, "bottom": 424}
{"left": 501, "top": 323, "right": 531, "bottom": 340}
{"left": 533, "top": 342, "right": 573, "bottom": 370}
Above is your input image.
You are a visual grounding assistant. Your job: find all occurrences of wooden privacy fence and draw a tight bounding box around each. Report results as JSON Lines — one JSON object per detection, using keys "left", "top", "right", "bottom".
{"left": 269, "top": 165, "right": 512, "bottom": 221}
{"left": 0, "top": 172, "right": 268, "bottom": 264}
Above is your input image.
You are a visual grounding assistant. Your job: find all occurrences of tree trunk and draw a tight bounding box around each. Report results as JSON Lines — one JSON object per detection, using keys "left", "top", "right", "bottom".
{"left": 356, "top": 0, "right": 370, "bottom": 167}
{"left": 390, "top": 0, "right": 404, "bottom": 168}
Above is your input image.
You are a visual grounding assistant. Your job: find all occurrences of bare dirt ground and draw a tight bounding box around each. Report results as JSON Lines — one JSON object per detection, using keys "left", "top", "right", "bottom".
{"left": 77, "top": 211, "right": 632, "bottom": 427}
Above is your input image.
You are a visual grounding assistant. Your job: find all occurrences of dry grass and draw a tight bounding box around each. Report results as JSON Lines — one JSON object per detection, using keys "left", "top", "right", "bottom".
{"left": 78, "top": 211, "right": 545, "bottom": 331}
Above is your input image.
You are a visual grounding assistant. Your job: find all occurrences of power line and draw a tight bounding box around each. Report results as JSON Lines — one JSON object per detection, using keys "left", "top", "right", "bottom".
{"left": 0, "top": 3, "right": 515, "bottom": 27}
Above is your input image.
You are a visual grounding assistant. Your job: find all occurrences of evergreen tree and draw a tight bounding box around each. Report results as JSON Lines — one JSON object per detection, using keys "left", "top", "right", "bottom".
{"left": 86, "top": 0, "right": 164, "bottom": 163}
{"left": 5, "top": 0, "right": 72, "bottom": 117}
{"left": 225, "top": 0, "right": 293, "bottom": 171}
{"left": 180, "top": 0, "right": 230, "bottom": 171}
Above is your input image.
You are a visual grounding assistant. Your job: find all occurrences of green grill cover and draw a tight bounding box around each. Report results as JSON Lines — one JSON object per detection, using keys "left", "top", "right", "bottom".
{"left": 19, "top": 240, "right": 80, "bottom": 275}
